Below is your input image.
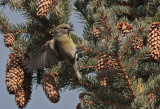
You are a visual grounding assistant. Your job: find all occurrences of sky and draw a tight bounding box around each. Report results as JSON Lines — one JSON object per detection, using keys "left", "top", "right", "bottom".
{"left": 0, "top": 5, "right": 83, "bottom": 109}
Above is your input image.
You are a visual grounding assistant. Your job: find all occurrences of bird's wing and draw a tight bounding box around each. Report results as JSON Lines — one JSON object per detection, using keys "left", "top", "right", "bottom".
{"left": 23, "top": 39, "right": 59, "bottom": 72}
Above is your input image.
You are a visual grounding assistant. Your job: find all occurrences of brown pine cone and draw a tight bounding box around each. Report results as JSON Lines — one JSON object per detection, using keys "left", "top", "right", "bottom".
{"left": 15, "top": 73, "right": 32, "bottom": 108}
{"left": 5, "top": 53, "right": 24, "bottom": 94}
{"left": 117, "top": 22, "right": 133, "bottom": 36}
{"left": 93, "top": 26, "right": 102, "bottom": 38}
{"left": 97, "top": 55, "right": 117, "bottom": 71}
{"left": 6, "top": 52, "right": 23, "bottom": 74}
{"left": 4, "top": 33, "right": 15, "bottom": 50}
{"left": 132, "top": 37, "right": 143, "bottom": 52}
{"left": 147, "top": 22, "right": 160, "bottom": 61}
{"left": 99, "top": 76, "right": 113, "bottom": 89}
{"left": 97, "top": 55, "right": 116, "bottom": 89}
{"left": 37, "top": 0, "right": 58, "bottom": 18}
{"left": 6, "top": 66, "right": 24, "bottom": 94}
{"left": 42, "top": 72, "right": 60, "bottom": 103}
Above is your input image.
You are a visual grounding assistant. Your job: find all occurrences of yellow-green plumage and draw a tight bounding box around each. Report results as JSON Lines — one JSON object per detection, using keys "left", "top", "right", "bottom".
{"left": 24, "top": 24, "right": 82, "bottom": 80}
{"left": 55, "top": 35, "right": 76, "bottom": 62}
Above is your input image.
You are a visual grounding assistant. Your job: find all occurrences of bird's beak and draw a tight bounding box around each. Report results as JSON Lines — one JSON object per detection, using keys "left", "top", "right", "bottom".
{"left": 68, "top": 28, "right": 74, "bottom": 31}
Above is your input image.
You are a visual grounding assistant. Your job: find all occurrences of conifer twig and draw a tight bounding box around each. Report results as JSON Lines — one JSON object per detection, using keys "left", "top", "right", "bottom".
{"left": 101, "top": 13, "right": 112, "bottom": 37}
{"left": 0, "top": 18, "right": 10, "bottom": 32}
{"left": 28, "top": 36, "right": 52, "bottom": 52}
{"left": 152, "top": 86, "right": 160, "bottom": 94}
{"left": 81, "top": 98, "right": 130, "bottom": 107}
{"left": 114, "top": 12, "right": 133, "bottom": 15}
{"left": 130, "top": 52, "right": 147, "bottom": 67}
{"left": 54, "top": 72, "right": 97, "bottom": 90}
{"left": 14, "top": 48, "right": 24, "bottom": 54}
{"left": 118, "top": 55, "right": 136, "bottom": 98}
{"left": 93, "top": 0, "right": 103, "bottom": 8}
{"left": 97, "top": 72, "right": 120, "bottom": 79}
{"left": 82, "top": 66, "right": 96, "bottom": 69}
{"left": 75, "top": 3, "right": 89, "bottom": 22}
{"left": 81, "top": 45, "right": 115, "bottom": 57}
{"left": 79, "top": 92, "right": 92, "bottom": 99}
{"left": 82, "top": 99, "right": 95, "bottom": 105}
{"left": 116, "top": 1, "right": 129, "bottom": 6}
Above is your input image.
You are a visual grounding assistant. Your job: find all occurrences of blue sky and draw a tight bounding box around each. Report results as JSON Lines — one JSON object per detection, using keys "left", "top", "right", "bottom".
{"left": 0, "top": 6, "right": 83, "bottom": 109}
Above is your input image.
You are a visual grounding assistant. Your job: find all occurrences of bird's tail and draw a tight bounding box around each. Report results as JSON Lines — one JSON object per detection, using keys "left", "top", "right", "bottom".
{"left": 73, "top": 62, "right": 82, "bottom": 80}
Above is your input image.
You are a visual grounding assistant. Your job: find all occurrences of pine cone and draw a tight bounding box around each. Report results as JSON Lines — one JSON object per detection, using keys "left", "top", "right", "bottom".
{"left": 100, "top": 76, "right": 113, "bottom": 88}
{"left": 5, "top": 53, "right": 24, "bottom": 94}
{"left": 42, "top": 72, "right": 60, "bottom": 103}
{"left": 97, "top": 55, "right": 116, "bottom": 89}
{"left": 37, "top": 0, "right": 58, "bottom": 18}
{"left": 97, "top": 55, "right": 117, "bottom": 71}
{"left": 6, "top": 53, "right": 23, "bottom": 72}
{"left": 147, "top": 22, "right": 160, "bottom": 61}
{"left": 6, "top": 66, "right": 24, "bottom": 94}
{"left": 93, "top": 26, "right": 102, "bottom": 38}
{"left": 4, "top": 33, "right": 15, "bottom": 50}
{"left": 132, "top": 37, "right": 143, "bottom": 52}
{"left": 15, "top": 73, "right": 32, "bottom": 108}
{"left": 97, "top": 55, "right": 107, "bottom": 71}
{"left": 117, "top": 22, "right": 133, "bottom": 36}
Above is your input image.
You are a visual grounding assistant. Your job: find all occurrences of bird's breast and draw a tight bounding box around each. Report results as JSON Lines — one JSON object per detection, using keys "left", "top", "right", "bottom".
{"left": 55, "top": 36, "right": 76, "bottom": 60}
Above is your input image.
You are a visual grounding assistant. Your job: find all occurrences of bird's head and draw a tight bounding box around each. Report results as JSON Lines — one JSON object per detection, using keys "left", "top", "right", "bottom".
{"left": 55, "top": 24, "right": 73, "bottom": 35}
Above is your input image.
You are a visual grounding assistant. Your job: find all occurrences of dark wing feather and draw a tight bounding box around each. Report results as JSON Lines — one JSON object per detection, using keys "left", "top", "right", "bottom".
{"left": 23, "top": 39, "right": 59, "bottom": 72}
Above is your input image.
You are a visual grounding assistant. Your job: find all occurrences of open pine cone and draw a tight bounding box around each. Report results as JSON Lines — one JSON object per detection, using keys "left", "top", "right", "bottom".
{"left": 42, "top": 72, "right": 60, "bottom": 103}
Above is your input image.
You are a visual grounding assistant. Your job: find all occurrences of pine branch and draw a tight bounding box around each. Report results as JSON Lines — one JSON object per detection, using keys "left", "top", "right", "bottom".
{"left": 93, "top": 0, "right": 103, "bottom": 8}
{"left": 114, "top": 11, "right": 133, "bottom": 15}
{"left": 74, "top": 0, "right": 90, "bottom": 22}
{"left": 101, "top": 13, "right": 112, "bottom": 37}
{"left": 0, "top": 18, "right": 10, "bottom": 32}
{"left": 27, "top": 35, "right": 52, "bottom": 52}
{"left": 81, "top": 45, "right": 115, "bottom": 57}
{"left": 152, "top": 86, "right": 160, "bottom": 94}
{"left": 118, "top": 55, "right": 136, "bottom": 98}
{"left": 130, "top": 52, "right": 148, "bottom": 67}
{"left": 79, "top": 92, "right": 131, "bottom": 108}
{"left": 79, "top": 92, "right": 92, "bottom": 99}
{"left": 0, "top": 11, "right": 15, "bottom": 33}
{"left": 81, "top": 98, "right": 130, "bottom": 108}
{"left": 54, "top": 72, "right": 97, "bottom": 90}
{"left": 82, "top": 66, "right": 96, "bottom": 69}
{"left": 75, "top": 4, "right": 89, "bottom": 22}
{"left": 13, "top": 30, "right": 49, "bottom": 34}
{"left": 116, "top": 1, "right": 129, "bottom": 6}
{"left": 14, "top": 47, "right": 24, "bottom": 54}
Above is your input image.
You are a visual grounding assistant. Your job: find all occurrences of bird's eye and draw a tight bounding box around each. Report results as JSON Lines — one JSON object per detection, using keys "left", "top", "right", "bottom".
{"left": 62, "top": 27, "right": 68, "bottom": 29}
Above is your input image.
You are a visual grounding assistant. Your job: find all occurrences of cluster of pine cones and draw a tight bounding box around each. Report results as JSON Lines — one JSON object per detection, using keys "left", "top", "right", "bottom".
{"left": 5, "top": 52, "right": 32, "bottom": 108}
{"left": 5, "top": 51, "right": 60, "bottom": 108}
{"left": 4, "top": 34, "right": 60, "bottom": 107}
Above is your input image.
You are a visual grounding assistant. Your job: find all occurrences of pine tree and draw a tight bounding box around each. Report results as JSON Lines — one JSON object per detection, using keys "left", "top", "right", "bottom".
{"left": 1, "top": 0, "right": 160, "bottom": 108}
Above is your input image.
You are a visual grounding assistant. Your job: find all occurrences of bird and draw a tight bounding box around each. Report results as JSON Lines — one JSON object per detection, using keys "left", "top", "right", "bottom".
{"left": 23, "top": 24, "right": 82, "bottom": 80}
